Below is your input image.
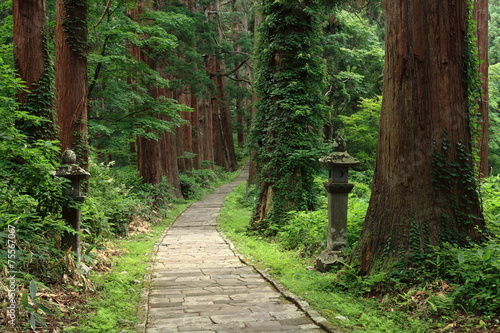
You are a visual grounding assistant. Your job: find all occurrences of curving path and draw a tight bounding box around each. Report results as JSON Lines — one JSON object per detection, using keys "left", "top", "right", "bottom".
{"left": 139, "top": 167, "right": 327, "bottom": 333}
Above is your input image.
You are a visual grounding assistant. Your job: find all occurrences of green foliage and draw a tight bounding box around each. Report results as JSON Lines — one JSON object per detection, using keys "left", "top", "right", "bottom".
{"left": 21, "top": 280, "right": 54, "bottom": 330}
{"left": 323, "top": 9, "right": 384, "bottom": 144}
{"left": 81, "top": 161, "right": 162, "bottom": 240}
{"left": 0, "top": 65, "right": 70, "bottom": 279}
{"left": 339, "top": 97, "right": 381, "bottom": 169}
{"left": 0, "top": 0, "right": 13, "bottom": 66}
{"left": 250, "top": 0, "right": 329, "bottom": 229}
{"left": 179, "top": 166, "right": 227, "bottom": 200}
{"left": 434, "top": 241, "right": 500, "bottom": 316}
{"left": 87, "top": 2, "right": 196, "bottom": 165}
{"left": 482, "top": 174, "right": 500, "bottom": 235}
{"left": 61, "top": 0, "right": 88, "bottom": 58}
{"left": 277, "top": 210, "right": 327, "bottom": 256}
{"left": 489, "top": 0, "right": 500, "bottom": 64}
{"left": 0, "top": 58, "right": 21, "bottom": 117}
{"left": 431, "top": 133, "right": 483, "bottom": 244}
{"left": 275, "top": 173, "right": 370, "bottom": 256}
{"left": 489, "top": 63, "right": 500, "bottom": 174}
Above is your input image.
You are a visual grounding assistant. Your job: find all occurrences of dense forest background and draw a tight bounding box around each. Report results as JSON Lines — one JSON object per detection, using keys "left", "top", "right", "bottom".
{"left": 1, "top": 0, "right": 500, "bottom": 331}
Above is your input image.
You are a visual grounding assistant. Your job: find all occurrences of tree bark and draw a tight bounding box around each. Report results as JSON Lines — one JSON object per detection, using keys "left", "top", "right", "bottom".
{"left": 55, "top": 0, "right": 89, "bottom": 165}
{"left": 474, "top": 0, "right": 489, "bottom": 177}
{"left": 207, "top": 0, "right": 237, "bottom": 172}
{"left": 127, "top": 1, "right": 164, "bottom": 185}
{"left": 356, "top": 0, "right": 486, "bottom": 275}
{"left": 215, "top": 59, "right": 237, "bottom": 171}
{"left": 13, "top": 0, "right": 56, "bottom": 141}
{"left": 13, "top": 0, "right": 45, "bottom": 101}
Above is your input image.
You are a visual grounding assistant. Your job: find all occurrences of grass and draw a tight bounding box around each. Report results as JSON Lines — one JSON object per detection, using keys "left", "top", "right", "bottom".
{"left": 62, "top": 203, "right": 188, "bottom": 333}
{"left": 63, "top": 168, "right": 243, "bottom": 332}
{"left": 219, "top": 182, "right": 436, "bottom": 333}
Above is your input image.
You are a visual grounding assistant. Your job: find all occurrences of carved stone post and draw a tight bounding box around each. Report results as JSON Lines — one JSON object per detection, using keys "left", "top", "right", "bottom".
{"left": 55, "top": 149, "right": 90, "bottom": 260}
{"left": 315, "top": 141, "right": 359, "bottom": 272}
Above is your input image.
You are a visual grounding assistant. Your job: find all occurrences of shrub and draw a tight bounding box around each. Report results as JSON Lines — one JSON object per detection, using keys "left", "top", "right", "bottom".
{"left": 275, "top": 194, "right": 368, "bottom": 256}
{"left": 81, "top": 161, "right": 162, "bottom": 239}
{"left": 434, "top": 241, "right": 500, "bottom": 316}
{"left": 277, "top": 210, "right": 327, "bottom": 256}
{"left": 179, "top": 167, "right": 224, "bottom": 199}
{"left": 482, "top": 174, "right": 500, "bottom": 236}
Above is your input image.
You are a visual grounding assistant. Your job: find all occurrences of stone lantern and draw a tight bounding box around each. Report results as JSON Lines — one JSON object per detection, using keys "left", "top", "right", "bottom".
{"left": 315, "top": 137, "right": 359, "bottom": 272}
{"left": 55, "top": 149, "right": 90, "bottom": 260}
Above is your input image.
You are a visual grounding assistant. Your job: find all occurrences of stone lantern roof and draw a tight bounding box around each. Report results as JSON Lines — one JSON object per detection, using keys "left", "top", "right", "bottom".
{"left": 55, "top": 149, "right": 91, "bottom": 180}
{"left": 319, "top": 151, "right": 360, "bottom": 168}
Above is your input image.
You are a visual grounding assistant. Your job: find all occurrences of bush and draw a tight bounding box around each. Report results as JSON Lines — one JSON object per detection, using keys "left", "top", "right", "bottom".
{"left": 482, "top": 174, "right": 500, "bottom": 236}
{"left": 276, "top": 210, "right": 327, "bottom": 256}
{"left": 275, "top": 194, "right": 368, "bottom": 256}
{"left": 179, "top": 167, "right": 224, "bottom": 199}
{"left": 0, "top": 132, "right": 69, "bottom": 282}
{"left": 81, "top": 161, "right": 162, "bottom": 239}
{"left": 436, "top": 241, "right": 500, "bottom": 316}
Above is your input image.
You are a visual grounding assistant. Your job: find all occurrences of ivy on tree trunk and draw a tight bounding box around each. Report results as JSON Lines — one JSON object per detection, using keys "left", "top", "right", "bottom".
{"left": 250, "top": 0, "right": 327, "bottom": 232}
{"left": 14, "top": 0, "right": 56, "bottom": 142}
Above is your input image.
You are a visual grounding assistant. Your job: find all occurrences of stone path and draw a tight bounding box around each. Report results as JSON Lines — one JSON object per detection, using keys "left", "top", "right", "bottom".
{"left": 140, "top": 167, "right": 327, "bottom": 333}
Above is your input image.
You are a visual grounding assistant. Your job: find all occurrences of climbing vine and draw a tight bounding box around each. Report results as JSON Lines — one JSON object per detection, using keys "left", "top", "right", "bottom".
{"left": 464, "top": 0, "right": 483, "bottom": 172}
{"left": 250, "top": 0, "right": 331, "bottom": 232}
{"left": 62, "top": 0, "right": 88, "bottom": 59}
{"left": 431, "top": 133, "right": 483, "bottom": 244}
{"left": 15, "top": 28, "right": 57, "bottom": 142}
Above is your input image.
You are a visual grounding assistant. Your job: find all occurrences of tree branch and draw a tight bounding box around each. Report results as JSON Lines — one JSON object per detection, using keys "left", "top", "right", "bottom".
{"left": 209, "top": 57, "right": 250, "bottom": 78}
{"left": 93, "top": 0, "right": 113, "bottom": 29}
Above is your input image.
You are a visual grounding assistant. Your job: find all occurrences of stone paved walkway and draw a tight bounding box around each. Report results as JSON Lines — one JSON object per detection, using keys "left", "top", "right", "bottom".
{"left": 141, "top": 167, "right": 327, "bottom": 333}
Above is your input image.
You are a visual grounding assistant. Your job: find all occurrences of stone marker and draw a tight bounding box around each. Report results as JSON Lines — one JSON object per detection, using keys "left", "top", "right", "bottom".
{"left": 55, "top": 149, "right": 90, "bottom": 260}
{"left": 316, "top": 137, "right": 359, "bottom": 272}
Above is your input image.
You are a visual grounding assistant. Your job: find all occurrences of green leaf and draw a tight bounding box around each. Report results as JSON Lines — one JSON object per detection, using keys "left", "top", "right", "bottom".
{"left": 482, "top": 249, "right": 492, "bottom": 261}
{"left": 32, "top": 299, "right": 53, "bottom": 316}
{"left": 30, "top": 313, "right": 36, "bottom": 329}
{"left": 457, "top": 251, "right": 465, "bottom": 263}
{"left": 29, "top": 280, "right": 37, "bottom": 299}
{"left": 21, "top": 292, "right": 29, "bottom": 308}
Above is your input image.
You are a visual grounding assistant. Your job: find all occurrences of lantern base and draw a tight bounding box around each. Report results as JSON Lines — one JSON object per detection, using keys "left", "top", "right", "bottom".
{"left": 315, "top": 249, "right": 346, "bottom": 272}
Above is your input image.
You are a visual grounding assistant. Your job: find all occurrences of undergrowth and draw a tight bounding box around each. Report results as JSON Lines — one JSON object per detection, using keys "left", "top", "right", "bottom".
{"left": 0, "top": 133, "right": 241, "bottom": 332}
{"left": 63, "top": 203, "right": 187, "bottom": 333}
{"left": 219, "top": 181, "right": 500, "bottom": 332}
{"left": 62, "top": 166, "right": 242, "bottom": 332}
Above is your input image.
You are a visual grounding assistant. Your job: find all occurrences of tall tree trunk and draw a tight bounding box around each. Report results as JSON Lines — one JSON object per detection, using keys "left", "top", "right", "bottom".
{"left": 247, "top": 6, "right": 260, "bottom": 185}
{"left": 180, "top": 93, "right": 193, "bottom": 171}
{"left": 160, "top": 130, "right": 183, "bottom": 198}
{"left": 55, "top": 0, "right": 89, "bottom": 165}
{"left": 250, "top": 0, "right": 325, "bottom": 230}
{"left": 215, "top": 60, "right": 237, "bottom": 171}
{"left": 474, "top": 0, "right": 489, "bottom": 177}
{"left": 13, "top": 0, "right": 56, "bottom": 141}
{"left": 207, "top": 0, "right": 237, "bottom": 172}
{"left": 137, "top": 136, "right": 161, "bottom": 184}
{"left": 191, "top": 95, "right": 202, "bottom": 170}
{"left": 356, "top": 0, "right": 486, "bottom": 275}
{"left": 128, "top": 1, "right": 163, "bottom": 185}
